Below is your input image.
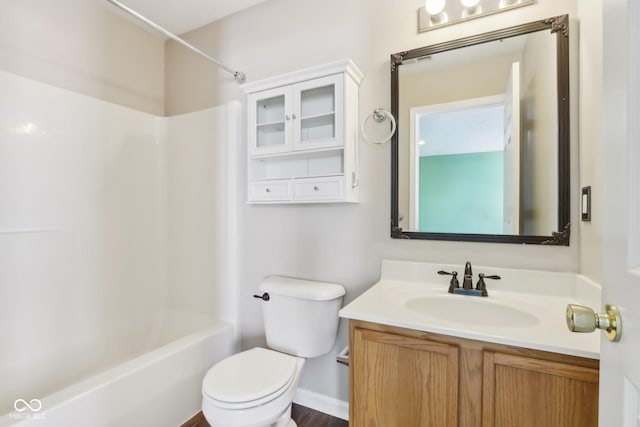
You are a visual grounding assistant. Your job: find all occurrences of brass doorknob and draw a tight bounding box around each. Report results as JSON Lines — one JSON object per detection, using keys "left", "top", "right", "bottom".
{"left": 566, "top": 304, "right": 622, "bottom": 342}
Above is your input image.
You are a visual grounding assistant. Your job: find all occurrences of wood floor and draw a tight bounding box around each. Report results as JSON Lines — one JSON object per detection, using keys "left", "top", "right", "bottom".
{"left": 291, "top": 404, "right": 348, "bottom": 427}
{"left": 182, "top": 404, "right": 348, "bottom": 427}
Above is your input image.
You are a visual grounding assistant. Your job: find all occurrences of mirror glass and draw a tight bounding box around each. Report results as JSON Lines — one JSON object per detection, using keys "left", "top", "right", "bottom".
{"left": 391, "top": 16, "right": 570, "bottom": 245}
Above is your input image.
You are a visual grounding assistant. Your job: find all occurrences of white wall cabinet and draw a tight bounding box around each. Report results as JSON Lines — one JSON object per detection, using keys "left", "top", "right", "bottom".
{"left": 244, "top": 60, "right": 362, "bottom": 204}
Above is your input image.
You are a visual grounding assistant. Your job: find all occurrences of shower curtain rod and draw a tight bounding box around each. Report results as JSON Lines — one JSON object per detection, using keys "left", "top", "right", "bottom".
{"left": 106, "top": 0, "right": 246, "bottom": 83}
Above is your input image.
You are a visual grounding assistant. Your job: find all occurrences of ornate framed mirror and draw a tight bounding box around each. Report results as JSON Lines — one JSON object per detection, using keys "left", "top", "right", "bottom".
{"left": 390, "top": 15, "right": 570, "bottom": 245}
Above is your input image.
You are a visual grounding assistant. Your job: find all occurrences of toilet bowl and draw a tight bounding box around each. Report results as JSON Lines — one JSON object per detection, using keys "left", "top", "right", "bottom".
{"left": 201, "top": 276, "right": 345, "bottom": 427}
{"left": 202, "top": 348, "right": 305, "bottom": 427}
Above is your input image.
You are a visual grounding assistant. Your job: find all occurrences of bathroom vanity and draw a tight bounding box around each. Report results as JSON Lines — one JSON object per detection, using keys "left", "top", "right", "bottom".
{"left": 339, "top": 260, "right": 601, "bottom": 427}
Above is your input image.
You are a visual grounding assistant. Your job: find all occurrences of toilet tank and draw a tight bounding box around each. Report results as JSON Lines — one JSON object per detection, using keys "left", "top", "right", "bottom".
{"left": 258, "top": 276, "right": 346, "bottom": 358}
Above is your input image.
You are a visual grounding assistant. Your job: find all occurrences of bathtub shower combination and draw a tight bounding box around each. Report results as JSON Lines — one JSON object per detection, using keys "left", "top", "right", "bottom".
{"left": 0, "top": 70, "right": 241, "bottom": 426}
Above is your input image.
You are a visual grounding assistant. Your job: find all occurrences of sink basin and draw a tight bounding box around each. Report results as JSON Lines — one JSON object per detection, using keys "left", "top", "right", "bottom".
{"left": 405, "top": 296, "right": 540, "bottom": 328}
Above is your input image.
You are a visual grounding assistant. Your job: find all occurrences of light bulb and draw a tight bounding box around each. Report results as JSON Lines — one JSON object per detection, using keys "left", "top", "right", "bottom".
{"left": 425, "top": 0, "right": 446, "bottom": 15}
{"left": 461, "top": 0, "right": 480, "bottom": 7}
{"left": 460, "top": 0, "right": 481, "bottom": 17}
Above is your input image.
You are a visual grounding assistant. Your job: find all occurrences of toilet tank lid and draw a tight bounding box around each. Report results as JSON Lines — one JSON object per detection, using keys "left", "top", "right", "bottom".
{"left": 259, "top": 276, "right": 345, "bottom": 301}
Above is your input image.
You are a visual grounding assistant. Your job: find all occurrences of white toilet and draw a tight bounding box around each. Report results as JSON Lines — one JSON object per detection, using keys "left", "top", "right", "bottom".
{"left": 201, "top": 276, "right": 346, "bottom": 427}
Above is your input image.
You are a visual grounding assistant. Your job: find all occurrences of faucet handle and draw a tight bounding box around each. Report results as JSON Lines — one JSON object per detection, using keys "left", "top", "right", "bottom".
{"left": 438, "top": 270, "right": 459, "bottom": 293}
{"left": 475, "top": 273, "right": 500, "bottom": 296}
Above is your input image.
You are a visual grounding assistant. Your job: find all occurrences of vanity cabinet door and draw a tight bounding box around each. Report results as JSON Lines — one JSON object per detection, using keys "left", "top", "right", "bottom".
{"left": 350, "top": 328, "right": 459, "bottom": 427}
{"left": 482, "top": 352, "right": 599, "bottom": 427}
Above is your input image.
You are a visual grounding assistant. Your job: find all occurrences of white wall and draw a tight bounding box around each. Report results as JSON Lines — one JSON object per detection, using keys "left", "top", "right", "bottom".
{"left": 578, "top": 0, "right": 604, "bottom": 284}
{"left": 165, "top": 0, "right": 582, "bottom": 405}
{"left": 0, "top": 0, "right": 165, "bottom": 115}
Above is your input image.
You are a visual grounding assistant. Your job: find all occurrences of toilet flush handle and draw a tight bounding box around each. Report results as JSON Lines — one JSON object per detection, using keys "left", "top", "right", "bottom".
{"left": 253, "top": 292, "right": 270, "bottom": 301}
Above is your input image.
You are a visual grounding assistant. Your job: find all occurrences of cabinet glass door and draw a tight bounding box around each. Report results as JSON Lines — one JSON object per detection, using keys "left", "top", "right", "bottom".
{"left": 293, "top": 74, "right": 344, "bottom": 150}
{"left": 249, "top": 86, "right": 292, "bottom": 155}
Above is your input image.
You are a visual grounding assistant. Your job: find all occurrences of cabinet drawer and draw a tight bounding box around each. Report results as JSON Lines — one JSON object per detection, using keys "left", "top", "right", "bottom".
{"left": 294, "top": 176, "right": 344, "bottom": 201}
{"left": 249, "top": 180, "right": 292, "bottom": 201}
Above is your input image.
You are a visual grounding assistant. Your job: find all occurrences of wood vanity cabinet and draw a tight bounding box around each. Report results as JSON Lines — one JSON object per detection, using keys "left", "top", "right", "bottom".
{"left": 349, "top": 320, "right": 599, "bottom": 427}
{"left": 351, "top": 327, "right": 459, "bottom": 426}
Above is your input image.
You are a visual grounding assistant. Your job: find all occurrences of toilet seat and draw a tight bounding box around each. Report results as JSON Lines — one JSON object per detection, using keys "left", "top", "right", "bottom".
{"left": 202, "top": 347, "right": 298, "bottom": 410}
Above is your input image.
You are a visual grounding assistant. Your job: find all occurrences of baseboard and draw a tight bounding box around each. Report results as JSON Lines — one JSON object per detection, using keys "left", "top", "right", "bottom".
{"left": 293, "top": 388, "right": 349, "bottom": 421}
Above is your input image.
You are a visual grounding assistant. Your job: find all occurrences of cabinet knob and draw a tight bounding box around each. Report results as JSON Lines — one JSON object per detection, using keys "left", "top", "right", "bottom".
{"left": 265, "top": 188, "right": 271, "bottom": 193}
{"left": 285, "top": 115, "right": 291, "bottom": 120}
{"left": 292, "top": 113, "right": 297, "bottom": 119}
{"left": 313, "top": 186, "right": 319, "bottom": 191}
{"left": 566, "top": 303, "right": 622, "bottom": 342}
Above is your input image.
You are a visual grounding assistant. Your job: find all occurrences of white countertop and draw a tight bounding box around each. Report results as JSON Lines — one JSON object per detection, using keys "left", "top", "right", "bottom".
{"left": 339, "top": 260, "right": 601, "bottom": 360}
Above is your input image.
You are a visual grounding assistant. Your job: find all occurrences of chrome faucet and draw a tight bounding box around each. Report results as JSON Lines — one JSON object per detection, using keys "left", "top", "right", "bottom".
{"left": 438, "top": 261, "right": 501, "bottom": 297}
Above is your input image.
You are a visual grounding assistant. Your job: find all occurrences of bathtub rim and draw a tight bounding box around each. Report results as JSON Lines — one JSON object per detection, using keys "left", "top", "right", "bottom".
{"left": 1, "top": 319, "right": 235, "bottom": 424}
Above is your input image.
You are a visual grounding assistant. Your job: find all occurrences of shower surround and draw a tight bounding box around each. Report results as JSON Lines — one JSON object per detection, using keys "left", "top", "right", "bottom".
{"left": 0, "top": 70, "right": 240, "bottom": 425}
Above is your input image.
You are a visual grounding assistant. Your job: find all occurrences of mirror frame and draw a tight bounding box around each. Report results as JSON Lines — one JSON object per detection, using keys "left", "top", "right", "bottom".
{"left": 390, "top": 15, "right": 570, "bottom": 245}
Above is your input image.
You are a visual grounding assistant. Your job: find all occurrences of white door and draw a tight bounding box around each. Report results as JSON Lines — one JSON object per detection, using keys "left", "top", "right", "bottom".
{"left": 599, "top": 0, "right": 640, "bottom": 425}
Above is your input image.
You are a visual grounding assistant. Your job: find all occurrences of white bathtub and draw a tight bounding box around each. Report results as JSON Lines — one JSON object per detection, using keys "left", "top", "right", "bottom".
{"left": 1, "top": 310, "right": 235, "bottom": 427}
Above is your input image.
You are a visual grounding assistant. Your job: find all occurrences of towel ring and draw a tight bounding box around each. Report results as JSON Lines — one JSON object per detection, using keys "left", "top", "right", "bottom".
{"left": 361, "top": 108, "right": 396, "bottom": 145}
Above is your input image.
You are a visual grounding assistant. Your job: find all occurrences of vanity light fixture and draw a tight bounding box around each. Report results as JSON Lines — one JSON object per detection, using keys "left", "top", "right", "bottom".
{"left": 418, "top": 0, "right": 535, "bottom": 33}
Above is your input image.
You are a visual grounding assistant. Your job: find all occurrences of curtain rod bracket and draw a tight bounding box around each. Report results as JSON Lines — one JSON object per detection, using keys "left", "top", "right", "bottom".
{"left": 235, "top": 72, "right": 246, "bottom": 84}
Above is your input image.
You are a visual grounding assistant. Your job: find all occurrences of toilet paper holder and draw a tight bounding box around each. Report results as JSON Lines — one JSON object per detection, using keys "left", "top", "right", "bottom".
{"left": 336, "top": 346, "right": 349, "bottom": 366}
